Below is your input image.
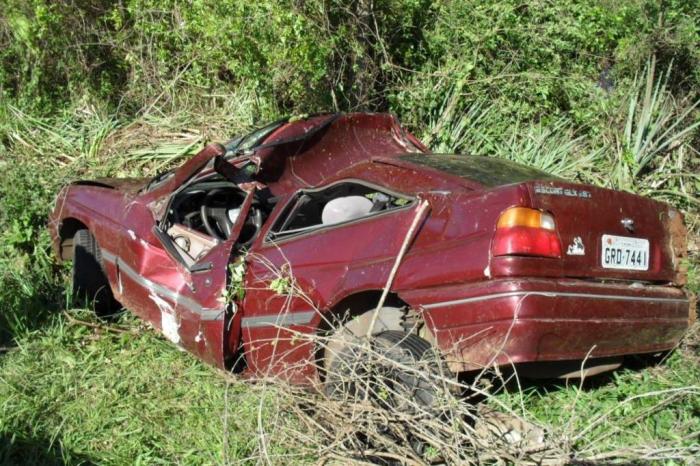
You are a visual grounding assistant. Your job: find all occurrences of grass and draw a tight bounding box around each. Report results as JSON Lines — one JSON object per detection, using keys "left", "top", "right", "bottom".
{"left": 495, "top": 336, "right": 700, "bottom": 462}
{"left": 0, "top": 310, "right": 306, "bottom": 465}
{"left": 1, "top": 311, "right": 697, "bottom": 464}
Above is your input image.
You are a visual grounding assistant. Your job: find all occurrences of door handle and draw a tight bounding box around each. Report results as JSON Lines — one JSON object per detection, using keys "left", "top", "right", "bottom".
{"left": 190, "top": 261, "right": 213, "bottom": 273}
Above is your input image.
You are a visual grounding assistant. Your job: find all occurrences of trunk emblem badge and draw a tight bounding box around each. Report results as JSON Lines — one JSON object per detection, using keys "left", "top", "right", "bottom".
{"left": 567, "top": 236, "right": 585, "bottom": 255}
{"left": 621, "top": 218, "right": 635, "bottom": 232}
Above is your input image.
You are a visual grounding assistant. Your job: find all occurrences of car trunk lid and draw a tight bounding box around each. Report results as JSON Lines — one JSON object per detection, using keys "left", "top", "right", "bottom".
{"left": 525, "top": 181, "right": 684, "bottom": 283}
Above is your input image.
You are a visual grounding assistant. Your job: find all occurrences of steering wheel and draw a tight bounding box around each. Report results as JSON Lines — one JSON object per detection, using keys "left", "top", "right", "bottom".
{"left": 200, "top": 189, "right": 264, "bottom": 245}
{"left": 200, "top": 189, "right": 233, "bottom": 240}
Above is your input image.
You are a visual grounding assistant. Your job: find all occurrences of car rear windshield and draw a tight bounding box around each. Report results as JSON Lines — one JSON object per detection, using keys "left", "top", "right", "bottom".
{"left": 399, "top": 154, "right": 561, "bottom": 187}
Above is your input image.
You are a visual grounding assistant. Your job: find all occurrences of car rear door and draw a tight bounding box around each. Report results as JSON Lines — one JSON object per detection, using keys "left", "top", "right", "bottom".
{"left": 239, "top": 183, "right": 423, "bottom": 382}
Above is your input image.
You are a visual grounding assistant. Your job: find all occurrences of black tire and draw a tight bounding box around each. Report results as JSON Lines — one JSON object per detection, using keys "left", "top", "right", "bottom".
{"left": 72, "top": 230, "right": 119, "bottom": 316}
{"left": 324, "top": 329, "right": 439, "bottom": 412}
{"left": 377, "top": 330, "right": 438, "bottom": 408}
{"left": 324, "top": 330, "right": 449, "bottom": 462}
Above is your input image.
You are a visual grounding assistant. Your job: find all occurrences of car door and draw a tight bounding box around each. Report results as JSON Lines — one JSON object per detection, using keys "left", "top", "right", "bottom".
{"left": 115, "top": 154, "right": 253, "bottom": 368}
{"left": 116, "top": 191, "right": 254, "bottom": 368}
{"left": 239, "top": 180, "right": 420, "bottom": 382}
{"left": 168, "top": 192, "right": 254, "bottom": 367}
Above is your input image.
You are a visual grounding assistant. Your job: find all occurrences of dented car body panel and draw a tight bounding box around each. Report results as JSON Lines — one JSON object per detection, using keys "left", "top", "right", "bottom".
{"left": 49, "top": 113, "right": 692, "bottom": 384}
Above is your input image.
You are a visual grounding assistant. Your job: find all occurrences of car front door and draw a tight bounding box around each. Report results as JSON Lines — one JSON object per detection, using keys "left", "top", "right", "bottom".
{"left": 115, "top": 170, "right": 254, "bottom": 368}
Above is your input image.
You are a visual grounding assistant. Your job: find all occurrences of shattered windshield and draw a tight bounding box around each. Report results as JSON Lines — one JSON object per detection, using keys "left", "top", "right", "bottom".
{"left": 223, "top": 114, "right": 340, "bottom": 158}
{"left": 224, "top": 117, "right": 289, "bottom": 155}
{"left": 399, "top": 154, "right": 561, "bottom": 187}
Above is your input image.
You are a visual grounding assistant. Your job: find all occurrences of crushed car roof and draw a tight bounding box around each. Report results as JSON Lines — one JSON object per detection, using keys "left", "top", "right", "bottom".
{"left": 249, "top": 113, "right": 427, "bottom": 193}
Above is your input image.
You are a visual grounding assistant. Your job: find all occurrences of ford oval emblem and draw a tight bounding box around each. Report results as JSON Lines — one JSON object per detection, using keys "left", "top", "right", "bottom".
{"left": 621, "top": 218, "right": 635, "bottom": 232}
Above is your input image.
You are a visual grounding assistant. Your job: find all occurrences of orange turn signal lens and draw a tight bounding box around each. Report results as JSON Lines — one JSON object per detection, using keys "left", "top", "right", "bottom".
{"left": 497, "top": 207, "right": 555, "bottom": 231}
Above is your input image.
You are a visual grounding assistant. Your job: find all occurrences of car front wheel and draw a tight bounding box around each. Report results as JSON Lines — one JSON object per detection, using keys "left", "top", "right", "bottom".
{"left": 72, "top": 229, "right": 119, "bottom": 316}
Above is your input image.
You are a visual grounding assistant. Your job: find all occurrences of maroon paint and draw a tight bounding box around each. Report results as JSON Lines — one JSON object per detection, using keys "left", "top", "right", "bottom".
{"left": 49, "top": 113, "right": 691, "bottom": 385}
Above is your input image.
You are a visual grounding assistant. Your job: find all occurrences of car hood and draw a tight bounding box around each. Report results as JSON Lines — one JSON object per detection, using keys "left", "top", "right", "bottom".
{"left": 73, "top": 177, "right": 149, "bottom": 194}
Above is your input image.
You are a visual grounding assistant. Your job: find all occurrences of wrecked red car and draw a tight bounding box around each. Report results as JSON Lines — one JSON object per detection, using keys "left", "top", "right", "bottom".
{"left": 49, "top": 113, "right": 693, "bottom": 385}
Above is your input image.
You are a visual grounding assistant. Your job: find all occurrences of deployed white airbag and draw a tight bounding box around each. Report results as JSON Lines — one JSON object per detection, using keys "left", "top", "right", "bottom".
{"left": 321, "top": 196, "right": 373, "bottom": 225}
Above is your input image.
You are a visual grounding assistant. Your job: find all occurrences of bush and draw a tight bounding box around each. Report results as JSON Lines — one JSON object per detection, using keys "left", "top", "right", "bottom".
{"left": 3, "top": 0, "right": 696, "bottom": 119}
{"left": 390, "top": 0, "right": 700, "bottom": 130}
{"left": 0, "top": 155, "right": 64, "bottom": 344}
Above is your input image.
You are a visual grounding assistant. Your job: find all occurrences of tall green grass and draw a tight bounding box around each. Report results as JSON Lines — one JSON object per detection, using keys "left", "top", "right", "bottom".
{"left": 419, "top": 59, "right": 699, "bottom": 234}
{"left": 610, "top": 59, "right": 700, "bottom": 212}
{"left": 0, "top": 311, "right": 305, "bottom": 465}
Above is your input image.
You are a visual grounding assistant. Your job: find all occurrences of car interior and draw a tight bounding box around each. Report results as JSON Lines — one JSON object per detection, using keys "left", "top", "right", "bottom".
{"left": 163, "top": 174, "right": 271, "bottom": 264}
{"left": 161, "top": 175, "right": 412, "bottom": 263}
{"left": 269, "top": 181, "right": 412, "bottom": 239}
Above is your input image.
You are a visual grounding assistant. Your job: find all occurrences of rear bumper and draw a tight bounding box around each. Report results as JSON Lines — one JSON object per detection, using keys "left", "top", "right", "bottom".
{"left": 409, "top": 278, "right": 691, "bottom": 372}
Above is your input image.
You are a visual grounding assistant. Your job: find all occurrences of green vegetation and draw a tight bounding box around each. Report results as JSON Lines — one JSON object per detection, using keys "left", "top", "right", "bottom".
{"left": 497, "top": 337, "right": 700, "bottom": 462}
{"left": 0, "top": 0, "right": 698, "bottom": 464}
{"left": 0, "top": 311, "right": 302, "bottom": 464}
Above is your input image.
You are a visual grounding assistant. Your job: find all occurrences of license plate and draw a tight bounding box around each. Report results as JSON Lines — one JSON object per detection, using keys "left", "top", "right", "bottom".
{"left": 601, "top": 234, "right": 649, "bottom": 270}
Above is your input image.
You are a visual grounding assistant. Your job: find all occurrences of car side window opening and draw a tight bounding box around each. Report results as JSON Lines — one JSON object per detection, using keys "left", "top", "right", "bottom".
{"left": 269, "top": 181, "right": 413, "bottom": 239}
{"left": 162, "top": 174, "right": 272, "bottom": 264}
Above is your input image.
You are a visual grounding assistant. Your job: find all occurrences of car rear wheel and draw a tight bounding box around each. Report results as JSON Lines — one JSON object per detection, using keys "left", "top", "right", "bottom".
{"left": 72, "top": 229, "right": 119, "bottom": 316}
{"left": 323, "top": 328, "right": 448, "bottom": 459}
{"left": 323, "top": 329, "right": 439, "bottom": 412}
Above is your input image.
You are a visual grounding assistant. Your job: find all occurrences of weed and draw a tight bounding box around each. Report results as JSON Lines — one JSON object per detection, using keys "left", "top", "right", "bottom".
{"left": 223, "top": 261, "right": 247, "bottom": 304}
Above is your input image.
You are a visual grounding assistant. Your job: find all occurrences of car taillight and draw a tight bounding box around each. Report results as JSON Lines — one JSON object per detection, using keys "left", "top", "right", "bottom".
{"left": 492, "top": 207, "right": 561, "bottom": 258}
